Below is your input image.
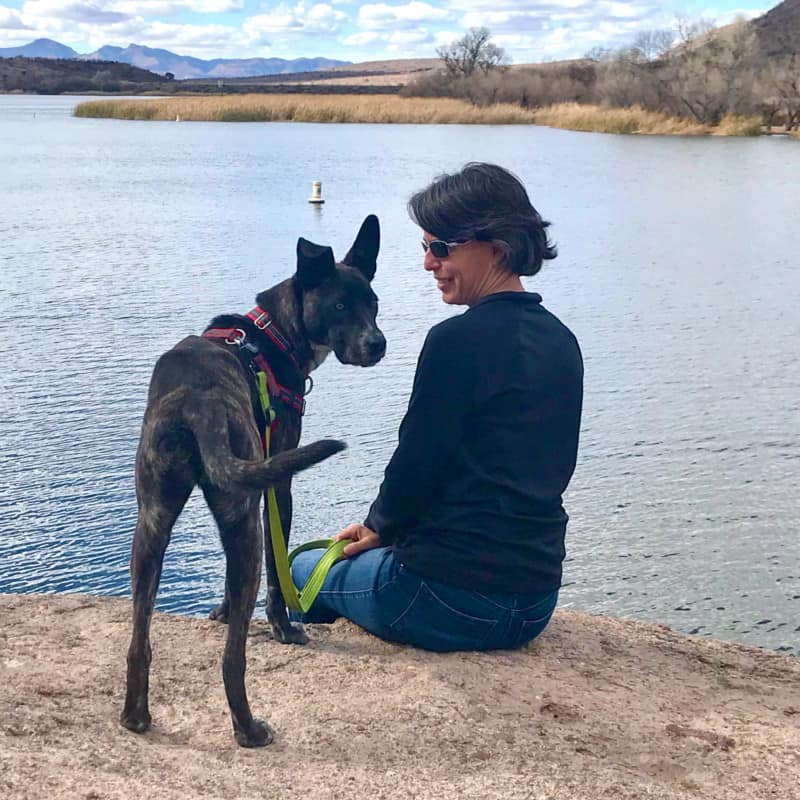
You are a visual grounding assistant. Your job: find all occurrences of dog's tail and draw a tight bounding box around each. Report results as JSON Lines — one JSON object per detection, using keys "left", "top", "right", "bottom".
{"left": 177, "top": 395, "right": 345, "bottom": 492}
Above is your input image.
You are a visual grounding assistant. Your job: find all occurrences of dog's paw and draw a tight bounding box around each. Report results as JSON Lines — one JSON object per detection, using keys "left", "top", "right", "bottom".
{"left": 234, "top": 718, "right": 274, "bottom": 748}
{"left": 209, "top": 601, "right": 229, "bottom": 623}
{"left": 272, "top": 621, "right": 310, "bottom": 646}
{"left": 120, "top": 709, "right": 151, "bottom": 733}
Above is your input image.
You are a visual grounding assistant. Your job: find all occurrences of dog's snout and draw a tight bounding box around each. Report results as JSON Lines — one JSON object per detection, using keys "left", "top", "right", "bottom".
{"left": 367, "top": 334, "right": 386, "bottom": 360}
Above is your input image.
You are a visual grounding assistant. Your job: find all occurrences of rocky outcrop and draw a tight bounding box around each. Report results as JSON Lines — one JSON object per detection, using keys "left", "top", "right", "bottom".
{"left": 1, "top": 593, "right": 798, "bottom": 799}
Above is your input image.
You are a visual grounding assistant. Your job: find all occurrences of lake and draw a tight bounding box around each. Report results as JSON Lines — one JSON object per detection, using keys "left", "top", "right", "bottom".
{"left": 1, "top": 94, "right": 798, "bottom": 654}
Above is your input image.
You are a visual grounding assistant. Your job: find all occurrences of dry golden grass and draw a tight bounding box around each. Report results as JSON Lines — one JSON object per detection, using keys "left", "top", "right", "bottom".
{"left": 713, "top": 114, "right": 764, "bottom": 136}
{"left": 532, "top": 103, "right": 710, "bottom": 135}
{"left": 73, "top": 94, "right": 538, "bottom": 124}
{"left": 73, "top": 95, "right": 777, "bottom": 138}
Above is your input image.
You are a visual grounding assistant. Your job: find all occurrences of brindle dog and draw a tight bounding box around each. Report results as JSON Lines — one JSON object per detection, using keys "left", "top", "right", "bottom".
{"left": 208, "top": 215, "right": 385, "bottom": 643}
{"left": 121, "top": 216, "right": 385, "bottom": 747}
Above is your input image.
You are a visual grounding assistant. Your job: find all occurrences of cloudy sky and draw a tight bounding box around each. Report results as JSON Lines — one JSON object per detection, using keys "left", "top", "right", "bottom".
{"left": 0, "top": 0, "right": 774, "bottom": 63}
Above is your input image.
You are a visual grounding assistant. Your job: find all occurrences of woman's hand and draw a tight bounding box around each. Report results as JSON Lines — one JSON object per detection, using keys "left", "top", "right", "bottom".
{"left": 333, "top": 523, "right": 382, "bottom": 557}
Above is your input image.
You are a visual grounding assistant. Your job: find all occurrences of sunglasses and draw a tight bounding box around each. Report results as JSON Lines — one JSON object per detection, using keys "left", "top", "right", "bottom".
{"left": 421, "top": 238, "right": 470, "bottom": 259}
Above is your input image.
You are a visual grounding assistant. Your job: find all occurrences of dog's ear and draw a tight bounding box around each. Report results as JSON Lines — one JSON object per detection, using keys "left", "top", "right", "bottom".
{"left": 342, "top": 214, "right": 380, "bottom": 282}
{"left": 296, "top": 238, "right": 336, "bottom": 290}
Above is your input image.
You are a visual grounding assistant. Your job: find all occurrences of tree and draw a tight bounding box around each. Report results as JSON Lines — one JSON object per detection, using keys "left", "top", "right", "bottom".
{"left": 673, "top": 13, "right": 716, "bottom": 45}
{"left": 663, "top": 19, "right": 760, "bottom": 123}
{"left": 760, "top": 54, "right": 800, "bottom": 129}
{"left": 91, "top": 69, "right": 114, "bottom": 90}
{"left": 437, "top": 27, "right": 510, "bottom": 78}
{"left": 630, "top": 29, "right": 675, "bottom": 62}
{"left": 584, "top": 46, "right": 616, "bottom": 62}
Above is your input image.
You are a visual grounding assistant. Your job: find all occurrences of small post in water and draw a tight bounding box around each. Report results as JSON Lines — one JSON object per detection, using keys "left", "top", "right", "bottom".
{"left": 308, "top": 181, "right": 324, "bottom": 205}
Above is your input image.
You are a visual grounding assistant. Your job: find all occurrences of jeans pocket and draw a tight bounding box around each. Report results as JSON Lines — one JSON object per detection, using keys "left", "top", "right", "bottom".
{"left": 513, "top": 602, "right": 557, "bottom": 649}
{"left": 388, "top": 580, "right": 500, "bottom": 652}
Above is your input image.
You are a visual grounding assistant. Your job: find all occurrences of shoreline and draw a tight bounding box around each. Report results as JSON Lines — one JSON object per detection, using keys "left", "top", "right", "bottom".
{"left": 68, "top": 95, "right": 794, "bottom": 138}
{"left": 2, "top": 592, "right": 798, "bottom": 799}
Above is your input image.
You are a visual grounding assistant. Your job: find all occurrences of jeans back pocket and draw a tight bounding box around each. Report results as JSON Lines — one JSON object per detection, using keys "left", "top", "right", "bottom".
{"left": 512, "top": 591, "right": 558, "bottom": 649}
{"left": 388, "top": 580, "right": 501, "bottom": 652}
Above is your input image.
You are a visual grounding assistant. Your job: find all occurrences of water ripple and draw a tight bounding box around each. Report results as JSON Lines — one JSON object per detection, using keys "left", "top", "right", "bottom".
{"left": 1, "top": 95, "right": 798, "bottom": 656}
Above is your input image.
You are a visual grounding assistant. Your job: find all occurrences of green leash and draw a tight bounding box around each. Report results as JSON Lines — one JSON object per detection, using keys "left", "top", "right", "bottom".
{"left": 256, "top": 372, "right": 346, "bottom": 614}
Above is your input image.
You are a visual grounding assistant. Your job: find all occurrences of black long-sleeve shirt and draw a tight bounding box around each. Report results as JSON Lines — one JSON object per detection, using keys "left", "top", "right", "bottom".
{"left": 364, "top": 291, "right": 583, "bottom": 594}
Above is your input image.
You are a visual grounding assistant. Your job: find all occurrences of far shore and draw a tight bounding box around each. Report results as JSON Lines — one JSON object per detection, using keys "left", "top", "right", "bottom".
{"left": 1, "top": 592, "right": 798, "bottom": 799}
{"left": 72, "top": 94, "right": 787, "bottom": 138}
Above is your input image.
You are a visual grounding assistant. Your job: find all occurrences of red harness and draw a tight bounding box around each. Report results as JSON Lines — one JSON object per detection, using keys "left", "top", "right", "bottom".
{"left": 202, "top": 305, "right": 307, "bottom": 418}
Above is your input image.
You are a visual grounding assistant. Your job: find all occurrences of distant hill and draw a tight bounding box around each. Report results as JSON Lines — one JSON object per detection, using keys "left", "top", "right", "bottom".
{"left": 80, "top": 43, "right": 348, "bottom": 79}
{"left": 0, "top": 57, "right": 163, "bottom": 93}
{"left": 752, "top": 0, "right": 800, "bottom": 56}
{"left": 326, "top": 58, "right": 441, "bottom": 74}
{"left": 0, "top": 38, "right": 78, "bottom": 59}
{"left": 0, "top": 38, "right": 348, "bottom": 79}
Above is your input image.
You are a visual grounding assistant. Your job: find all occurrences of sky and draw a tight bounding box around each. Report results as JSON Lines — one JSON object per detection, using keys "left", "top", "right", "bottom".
{"left": 0, "top": 0, "right": 775, "bottom": 63}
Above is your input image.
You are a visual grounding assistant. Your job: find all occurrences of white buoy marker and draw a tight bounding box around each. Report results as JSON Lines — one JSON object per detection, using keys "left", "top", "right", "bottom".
{"left": 308, "top": 181, "right": 324, "bottom": 204}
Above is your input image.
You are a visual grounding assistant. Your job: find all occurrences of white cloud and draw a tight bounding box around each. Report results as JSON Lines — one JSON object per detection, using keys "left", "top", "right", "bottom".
{"left": 0, "top": 5, "right": 29, "bottom": 28}
{"left": 386, "top": 26, "right": 430, "bottom": 43}
{"left": 341, "top": 29, "right": 379, "bottom": 45}
{"left": 86, "top": 18, "right": 243, "bottom": 52}
{"left": 358, "top": 1, "right": 449, "bottom": 30}
{"left": 21, "top": 0, "right": 128, "bottom": 24}
{"left": 188, "top": 0, "right": 243, "bottom": 10}
{"left": 441, "top": 0, "right": 672, "bottom": 60}
{"left": 244, "top": 1, "right": 346, "bottom": 37}
{"left": 111, "top": 0, "right": 244, "bottom": 14}
{"left": 0, "top": 0, "right": 777, "bottom": 66}
{"left": 307, "top": 2, "right": 346, "bottom": 29}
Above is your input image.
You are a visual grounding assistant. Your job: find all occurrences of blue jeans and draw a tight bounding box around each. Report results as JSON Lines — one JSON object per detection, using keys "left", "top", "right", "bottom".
{"left": 289, "top": 546, "right": 558, "bottom": 652}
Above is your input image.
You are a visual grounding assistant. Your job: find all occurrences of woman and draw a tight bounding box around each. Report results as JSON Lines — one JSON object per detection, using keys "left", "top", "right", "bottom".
{"left": 290, "top": 162, "right": 583, "bottom": 652}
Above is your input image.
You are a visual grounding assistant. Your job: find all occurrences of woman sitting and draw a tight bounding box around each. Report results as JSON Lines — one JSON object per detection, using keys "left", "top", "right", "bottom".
{"left": 290, "top": 162, "right": 584, "bottom": 652}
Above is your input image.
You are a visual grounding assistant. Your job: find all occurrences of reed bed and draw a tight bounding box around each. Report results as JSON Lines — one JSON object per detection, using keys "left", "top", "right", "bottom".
{"left": 713, "top": 114, "right": 764, "bottom": 136}
{"left": 531, "top": 103, "right": 710, "bottom": 135}
{"left": 73, "top": 95, "right": 775, "bottom": 137}
{"left": 73, "top": 94, "right": 538, "bottom": 125}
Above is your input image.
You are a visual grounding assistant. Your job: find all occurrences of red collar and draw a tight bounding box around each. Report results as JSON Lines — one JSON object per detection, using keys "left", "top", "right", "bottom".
{"left": 244, "top": 306, "right": 302, "bottom": 372}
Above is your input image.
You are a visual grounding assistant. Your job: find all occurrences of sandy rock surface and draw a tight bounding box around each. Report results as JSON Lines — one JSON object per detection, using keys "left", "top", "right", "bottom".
{"left": 1, "top": 593, "right": 798, "bottom": 800}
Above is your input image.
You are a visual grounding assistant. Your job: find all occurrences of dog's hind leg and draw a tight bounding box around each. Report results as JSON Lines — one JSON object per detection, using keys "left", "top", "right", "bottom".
{"left": 121, "top": 475, "right": 192, "bottom": 734}
{"left": 206, "top": 487, "right": 273, "bottom": 747}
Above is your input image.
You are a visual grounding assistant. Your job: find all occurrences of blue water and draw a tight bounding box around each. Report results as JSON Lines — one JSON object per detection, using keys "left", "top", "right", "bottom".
{"left": 1, "top": 95, "right": 798, "bottom": 654}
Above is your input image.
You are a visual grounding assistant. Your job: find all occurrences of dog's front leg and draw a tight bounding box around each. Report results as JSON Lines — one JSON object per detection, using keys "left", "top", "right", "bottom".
{"left": 265, "top": 479, "right": 309, "bottom": 644}
{"left": 214, "top": 497, "right": 273, "bottom": 747}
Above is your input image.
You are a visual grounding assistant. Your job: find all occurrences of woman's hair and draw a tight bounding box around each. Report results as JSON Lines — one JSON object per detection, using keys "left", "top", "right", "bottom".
{"left": 407, "top": 162, "right": 557, "bottom": 276}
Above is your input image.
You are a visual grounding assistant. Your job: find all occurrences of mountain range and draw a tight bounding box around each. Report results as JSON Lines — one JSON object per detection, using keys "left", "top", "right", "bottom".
{"left": 0, "top": 38, "right": 349, "bottom": 79}
{"left": 1, "top": 0, "right": 798, "bottom": 81}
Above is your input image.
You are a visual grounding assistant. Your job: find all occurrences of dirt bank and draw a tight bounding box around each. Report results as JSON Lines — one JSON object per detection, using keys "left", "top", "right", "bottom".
{"left": 1, "top": 593, "right": 798, "bottom": 799}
